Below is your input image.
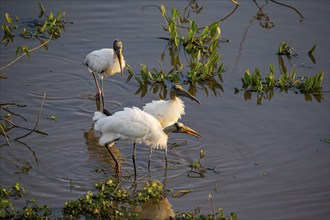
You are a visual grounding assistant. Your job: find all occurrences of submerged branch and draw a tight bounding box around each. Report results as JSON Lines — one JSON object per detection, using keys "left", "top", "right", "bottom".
{"left": 220, "top": 0, "right": 240, "bottom": 21}
{"left": 270, "top": 0, "right": 305, "bottom": 21}
{"left": 15, "top": 93, "right": 47, "bottom": 141}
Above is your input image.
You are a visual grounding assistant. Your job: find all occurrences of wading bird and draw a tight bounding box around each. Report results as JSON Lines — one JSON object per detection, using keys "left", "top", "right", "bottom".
{"left": 143, "top": 84, "right": 200, "bottom": 128}
{"left": 84, "top": 39, "right": 125, "bottom": 110}
{"left": 93, "top": 107, "right": 201, "bottom": 176}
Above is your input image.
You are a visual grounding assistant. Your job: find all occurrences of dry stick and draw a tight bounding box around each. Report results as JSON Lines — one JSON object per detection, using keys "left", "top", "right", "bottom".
{"left": 0, "top": 35, "right": 52, "bottom": 72}
{"left": 270, "top": 0, "right": 305, "bottom": 21}
{"left": 2, "top": 117, "right": 47, "bottom": 135}
{"left": 220, "top": 2, "right": 239, "bottom": 22}
{"left": 15, "top": 139, "right": 40, "bottom": 169}
{"left": 0, "top": 124, "right": 10, "bottom": 145}
{"left": 208, "top": 193, "right": 216, "bottom": 220}
{"left": 15, "top": 92, "right": 47, "bottom": 141}
{"left": 2, "top": 106, "right": 27, "bottom": 121}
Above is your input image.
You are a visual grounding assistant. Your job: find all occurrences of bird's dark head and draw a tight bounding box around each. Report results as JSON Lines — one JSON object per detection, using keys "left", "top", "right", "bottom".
{"left": 113, "top": 39, "right": 123, "bottom": 50}
{"left": 170, "top": 84, "right": 200, "bottom": 104}
{"left": 168, "top": 122, "right": 202, "bottom": 139}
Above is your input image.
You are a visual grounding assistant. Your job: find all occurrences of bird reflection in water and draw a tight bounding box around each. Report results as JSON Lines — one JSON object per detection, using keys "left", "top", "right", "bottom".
{"left": 132, "top": 180, "right": 175, "bottom": 220}
{"left": 83, "top": 128, "right": 125, "bottom": 174}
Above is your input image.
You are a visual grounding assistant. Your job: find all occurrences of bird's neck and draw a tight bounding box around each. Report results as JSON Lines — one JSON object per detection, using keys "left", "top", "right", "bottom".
{"left": 163, "top": 125, "right": 175, "bottom": 135}
{"left": 169, "top": 90, "right": 176, "bottom": 101}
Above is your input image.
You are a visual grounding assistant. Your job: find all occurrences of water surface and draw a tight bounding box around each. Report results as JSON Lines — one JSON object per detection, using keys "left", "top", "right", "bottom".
{"left": 1, "top": 1, "right": 329, "bottom": 219}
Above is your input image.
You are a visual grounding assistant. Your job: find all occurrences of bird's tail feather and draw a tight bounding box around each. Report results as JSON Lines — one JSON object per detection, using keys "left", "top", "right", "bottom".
{"left": 93, "top": 111, "right": 107, "bottom": 131}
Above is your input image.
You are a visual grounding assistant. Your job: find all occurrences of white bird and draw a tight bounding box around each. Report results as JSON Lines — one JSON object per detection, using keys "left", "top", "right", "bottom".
{"left": 143, "top": 84, "right": 200, "bottom": 128}
{"left": 84, "top": 39, "right": 125, "bottom": 110}
{"left": 93, "top": 107, "right": 201, "bottom": 176}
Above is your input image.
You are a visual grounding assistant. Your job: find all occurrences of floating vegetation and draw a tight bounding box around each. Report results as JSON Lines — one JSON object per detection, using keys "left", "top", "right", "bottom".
{"left": 132, "top": 4, "right": 225, "bottom": 98}
{"left": 277, "top": 41, "right": 298, "bottom": 57}
{"left": 235, "top": 64, "right": 324, "bottom": 104}
{"left": 1, "top": 3, "right": 66, "bottom": 72}
{"left": 63, "top": 177, "right": 236, "bottom": 219}
{"left": 47, "top": 115, "right": 57, "bottom": 121}
{"left": 188, "top": 149, "right": 207, "bottom": 178}
{"left": 0, "top": 183, "right": 51, "bottom": 219}
{"left": 0, "top": 179, "right": 236, "bottom": 219}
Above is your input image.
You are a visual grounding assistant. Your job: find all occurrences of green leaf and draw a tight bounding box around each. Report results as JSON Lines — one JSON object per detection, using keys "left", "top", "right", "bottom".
{"left": 190, "top": 21, "right": 197, "bottom": 33}
{"left": 308, "top": 44, "right": 316, "bottom": 54}
{"left": 5, "top": 13, "right": 13, "bottom": 24}
{"left": 16, "top": 46, "right": 30, "bottom": 58}
{"left": 48, "top": 116, "right": 57, "bottom": 121}
{"left": 38, "top": 2, "right": 46, "bottom": 18}
{"left": 269, "top": 64, "right": 274, "bottom": 74}
{"left": 39, "top": 20, "right": 48, "bottom": 33}
{"left": 160, "top": 5, "right": 166, "bottom": 17}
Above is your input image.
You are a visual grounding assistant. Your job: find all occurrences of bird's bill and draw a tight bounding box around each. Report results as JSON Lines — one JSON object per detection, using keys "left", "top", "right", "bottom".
{"left": 180, "top": 125, "right": 202, "bottom": 139}
{"left": 176, "top": 85, "right": 200, "bottom": 104}
{"left": 183, "top": 91, "right": 200, "bottom": 104}
{"left": 116, "top": 50, "right": 124, "bottom": 76}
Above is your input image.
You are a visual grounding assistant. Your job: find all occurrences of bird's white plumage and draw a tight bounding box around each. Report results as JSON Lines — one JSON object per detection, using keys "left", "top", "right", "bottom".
{"left": 143, "top": 97, "right": 185, "bottom": 128}
{"left": 93, "top": 107, "right": 168, "bottom": 150}
{"left": 84, "top": 48, "right": 125, "bottom": 76}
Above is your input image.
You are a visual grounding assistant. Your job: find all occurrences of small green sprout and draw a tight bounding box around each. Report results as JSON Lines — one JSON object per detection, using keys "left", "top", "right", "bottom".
{"left": 47, "top": 116, "right": 57, "bottom": 121}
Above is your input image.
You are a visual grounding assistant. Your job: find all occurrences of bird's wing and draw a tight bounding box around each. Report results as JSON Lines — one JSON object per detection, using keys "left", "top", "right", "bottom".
{"left": 98, "top": 107, "right": 151, "bottom": 140}
{"left": 84, "top": 49, "right": 114, "bottom": 73}
{"left": 93, "top": 107, "right": 167, "bottom": 148}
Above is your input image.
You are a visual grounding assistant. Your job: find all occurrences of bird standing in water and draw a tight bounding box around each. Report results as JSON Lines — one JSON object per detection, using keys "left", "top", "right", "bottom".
{"left": 93, "top": 107, "right": 201, "bottom": 176}
{"left": 84, "top": 39, "right": 125, "bottom": 111}
{"left": 143, "top": 84, "right": 200, "bottom": 128}
{"left": 142, "top": 84, "right": 200, "bottom": 170}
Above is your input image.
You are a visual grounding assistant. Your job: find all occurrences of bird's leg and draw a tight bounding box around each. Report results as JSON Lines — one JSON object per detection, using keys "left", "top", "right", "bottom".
{"left": 132, "top": 142, "right": 137, "bottom": 181}
{"left": 148, "top": 148, "right": 153, "bottom": 172}
{"left": 92, "top": 72, "right": 102, "bottom": 110}
{"left": 164, "top": 148, "right": 168, "bottom": 170}
{"left": 105, "top": 142, "right": 120, "bottom": 176}
{"left": 100, "top": 76, "right": 105, "bottom": 111}
{"left": 163, "top": 151, "right": 168, "bottom": 194}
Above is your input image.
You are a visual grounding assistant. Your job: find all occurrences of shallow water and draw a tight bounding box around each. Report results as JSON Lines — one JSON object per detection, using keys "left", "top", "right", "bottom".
{"left": 1, "top": 1, "right": 329, "bottom": 219}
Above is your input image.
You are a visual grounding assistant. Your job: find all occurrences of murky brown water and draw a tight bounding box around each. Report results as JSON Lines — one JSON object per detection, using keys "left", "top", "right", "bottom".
{"left": 1, "top": 1, "right": 329, "bottom": 219}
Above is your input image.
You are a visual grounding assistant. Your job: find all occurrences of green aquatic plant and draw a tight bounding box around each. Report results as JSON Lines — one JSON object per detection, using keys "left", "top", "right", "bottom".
{"left": 188, "top": 149, "right": 207, "bottom": 178}
{"left": 63, "top": 176, "right": 236, "bottom": 219}
{"left": 133, "top": 4, "right": 224, "bottom": 98}
{"left": 236, "top": 64, "right": 324, "bottom": 104}
{"left": 1, "top": 3, "right": 66, "bottom": 72}
{"left": 175, "top": 205, "right": 237, "bottom": 220}
{"left": 277, "top": 41, "right": 298, "bottom": 57}
{"left": 0, "top": 183, "right": 51, "bottom": 219}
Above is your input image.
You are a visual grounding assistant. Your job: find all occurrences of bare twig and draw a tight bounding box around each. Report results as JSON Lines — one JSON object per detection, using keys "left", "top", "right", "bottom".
{"left": 15, "top": 93, "right": 47, "bottom": 141}
{"left": 2, "top": 106, "right": 27, "bottom": 121}
{"left": 0, "top": 124, "right": 10, "bottom": 146}
{"left": 220, "top": 0, "right": 240, "bottom": 22}
{"left": 0, "top": 117, "right": 47, "bottom": 135}
{"left": 270, "top": 0, "right": 305, "bottom": 21}
{"left": 16, "top": 139, "right": 40, "bottom": 169}
{"left": 0, "top": 35, "right": 52, "bottom": 72}
{"left": 208, "top": 193, "right": 216, "bottom": 220}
